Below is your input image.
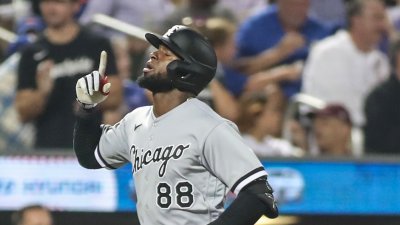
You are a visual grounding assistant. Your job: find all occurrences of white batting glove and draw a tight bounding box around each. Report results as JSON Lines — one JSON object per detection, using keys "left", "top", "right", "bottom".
{"left": 76, "top": 71, "right": 111, "bottom": 108}
{"left": 76, "top": 51, "right": 110, "bottom": 109}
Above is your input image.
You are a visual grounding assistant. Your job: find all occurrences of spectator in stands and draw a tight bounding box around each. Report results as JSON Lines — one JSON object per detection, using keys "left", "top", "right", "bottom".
{"left": 6, "top": 16, "right": 44, "bottom": 57}
{"left": 15, "top": 0, "right": 123, "bottom": 149}
{"left": 309, "top": 104, "right": 353, "bottom": 156}
{"left": 229, "top": 0, "right": 330, "bottom": 98}
{"left": 288, "top": 115, "right": 309, "bottom": 153}
{"left": 364, "top": 36, "right": 400, "bottom": 154}
{"left": 302, "top": 0, "right": 390, "bottom": 128}
{"left": 79, "top": 0, "right": 177, "bottom": 34}
{"left": 195, "top": 18, "right": 239, "bottom": 121}
{"left": 161, "top": 0, "right": 237, "bottom": 33}
{"left": 237, "top": 85, "right": 303, "bottom": 157}
{"left": 242, "top": 61, "right": 305, "bottom": 94}
{"left": 0, "top": 0, "right": 14, "bottom": 60}
{"left": 309, "top": 0, "right": 346, "bottom": 31}
{"left": 31, "top": 0, "right": 87, "bottom": 18}
{"left": 380, "top": 0, "right": 400, "bottom": 54}
{"left": 386, "top": 0, "right": 400, "bottom": 31}
{"left": 11, "top": 204, "right": 53, "bottom": 225}
{"left": 80, "top": 0, "right": 181, "bottom": 81}
{"left": 219, "top": 0, "right": 268, "bottom": 23}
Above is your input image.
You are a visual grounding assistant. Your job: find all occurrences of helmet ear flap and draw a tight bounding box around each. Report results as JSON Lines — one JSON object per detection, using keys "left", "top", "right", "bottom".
{"left": 167, "top": 60, "right": 191, "bottom": 81}
{"left": 167, "top": 60, "right": 209, "bottom": 95}
{"left": 167, "top": 60, "right": 197, "bottom": 94}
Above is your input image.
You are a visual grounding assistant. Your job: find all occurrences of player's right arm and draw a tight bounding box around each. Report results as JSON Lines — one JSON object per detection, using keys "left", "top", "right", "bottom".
{"left": 74, "top": 105, "right": 130, "bottom": 169}
{"left": 74, "top": 52, "right": 129, "bottom": 169}
{"left": 73, "top": 107, "right": 103, "bottom": 169}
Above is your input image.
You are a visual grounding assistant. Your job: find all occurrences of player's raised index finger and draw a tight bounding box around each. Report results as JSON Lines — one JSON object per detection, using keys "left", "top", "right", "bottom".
{"left": 98, "top": 50, "right": 107, "bottom": 77}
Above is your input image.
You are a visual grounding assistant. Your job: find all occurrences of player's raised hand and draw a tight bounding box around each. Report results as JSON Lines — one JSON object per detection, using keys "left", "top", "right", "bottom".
{"left": 76, "top": 51, "right": 111, "bottom": 108}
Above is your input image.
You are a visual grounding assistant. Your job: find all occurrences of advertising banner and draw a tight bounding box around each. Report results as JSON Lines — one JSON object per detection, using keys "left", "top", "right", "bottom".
{"left": 0, "top": 156, "right": 117, "bottom": 211}
{"left": 1, "top": 155, "right": 399, "bottom": 215}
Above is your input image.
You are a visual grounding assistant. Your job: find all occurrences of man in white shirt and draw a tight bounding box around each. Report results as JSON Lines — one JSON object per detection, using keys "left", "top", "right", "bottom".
{"left": 302, "top": 0, "right": 389, "bottom": 127}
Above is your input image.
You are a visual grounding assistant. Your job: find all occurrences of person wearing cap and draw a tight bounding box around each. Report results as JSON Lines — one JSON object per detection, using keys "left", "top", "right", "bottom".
{"left": 236, "top": 86, "right": 304, "bottom": 158}
{"left": 310, "top": 104, "right": 353, "bottom": 156}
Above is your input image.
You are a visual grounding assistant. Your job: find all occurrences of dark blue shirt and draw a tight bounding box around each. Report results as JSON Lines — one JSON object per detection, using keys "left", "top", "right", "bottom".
{"left": 226, "top": 5, "right": 330, "bottom": 97}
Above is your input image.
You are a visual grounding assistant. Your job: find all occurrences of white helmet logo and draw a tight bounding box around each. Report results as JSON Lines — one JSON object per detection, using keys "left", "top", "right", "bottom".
{"left": 163, "top": 25, "right": 185, "bottom": 38}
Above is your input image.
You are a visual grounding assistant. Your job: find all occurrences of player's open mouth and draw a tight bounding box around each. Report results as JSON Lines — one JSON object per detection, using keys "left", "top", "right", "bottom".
{"left": 143, "top": 63, "right": 153, "bottom": 73}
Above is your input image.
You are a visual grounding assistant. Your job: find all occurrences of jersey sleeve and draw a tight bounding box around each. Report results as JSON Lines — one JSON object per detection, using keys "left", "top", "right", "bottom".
{"left": 201, "top": 121, "right": 267, "bottom": 195}
{"left": 95, "top": 117, "right": 130, "bottom": 169}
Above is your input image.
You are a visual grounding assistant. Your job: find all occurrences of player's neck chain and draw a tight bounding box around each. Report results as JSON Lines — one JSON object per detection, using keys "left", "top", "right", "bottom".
{"left": 130, "top": 144, "right": 191, "bottom": 177}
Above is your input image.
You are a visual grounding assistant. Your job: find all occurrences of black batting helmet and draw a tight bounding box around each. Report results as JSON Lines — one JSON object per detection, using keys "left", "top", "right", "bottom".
{"left": 145, "top": 25, "right": 217, "bottom": 95}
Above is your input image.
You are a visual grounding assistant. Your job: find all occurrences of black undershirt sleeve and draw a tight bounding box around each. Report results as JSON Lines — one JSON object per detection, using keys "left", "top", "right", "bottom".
{"left": 208, "top": 177, "right": 278, "bottom": 225}
{"left": 73, "top": 108, "right": 103, "bottom": 169}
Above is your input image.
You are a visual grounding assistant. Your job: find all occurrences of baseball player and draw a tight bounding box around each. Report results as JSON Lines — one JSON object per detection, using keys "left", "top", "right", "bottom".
{"left": 73, "top": 25, "right": 278, "bottom": 225}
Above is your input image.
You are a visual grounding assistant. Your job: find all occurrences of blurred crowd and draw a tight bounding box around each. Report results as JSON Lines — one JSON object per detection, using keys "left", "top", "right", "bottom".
{"left": 0, "top": 0, "right": 399, "bottom": 157}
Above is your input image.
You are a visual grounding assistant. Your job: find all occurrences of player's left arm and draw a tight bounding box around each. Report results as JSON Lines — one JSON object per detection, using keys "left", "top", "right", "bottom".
{"left": 73, "top": 50, "right": 127, "bottom": 169}
{"left": 207, "top": 177, "right": 278, "bottom": 225}
{"left": 73, "top": 106, "right": 130, "bottom": 170}
{"left": 202, "top": 122, "right": 278, "bottom": 225}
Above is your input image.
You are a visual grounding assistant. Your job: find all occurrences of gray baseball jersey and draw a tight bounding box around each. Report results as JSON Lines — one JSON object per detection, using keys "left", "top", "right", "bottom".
{"left": 94, "top": 98, "right": 267, "bottom": 225}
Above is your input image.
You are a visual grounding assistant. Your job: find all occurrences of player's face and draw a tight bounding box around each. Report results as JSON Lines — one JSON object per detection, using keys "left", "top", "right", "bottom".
{"left": 40, "top": 0, "right": 79, "bottom": 29}
{"left": 138, "top": 45, "right": 180, "bottom": 93}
